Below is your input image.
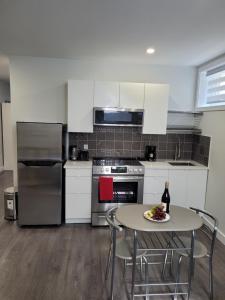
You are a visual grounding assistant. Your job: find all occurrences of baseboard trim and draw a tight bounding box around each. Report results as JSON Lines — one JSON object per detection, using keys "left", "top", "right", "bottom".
{"left": 65, "top": 218, "right": 91, "bottom": 224}
{"left": 215, "top": 228, "right": 225, "bottom": 245}
{"left": 203, "top": 216, "right": 225, "bottom": 245}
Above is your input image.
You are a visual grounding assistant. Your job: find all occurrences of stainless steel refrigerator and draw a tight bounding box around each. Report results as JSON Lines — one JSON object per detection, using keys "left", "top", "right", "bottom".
{"left": 17, "top": 122, "right": 64, "bottom": 225}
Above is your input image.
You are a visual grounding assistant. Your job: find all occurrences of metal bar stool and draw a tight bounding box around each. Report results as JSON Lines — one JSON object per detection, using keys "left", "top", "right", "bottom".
{"left": 164, "top": 207, "right": 218, "bottom": 300}
{"left": 105, "top": 207, "right": 147, "bottom": 300}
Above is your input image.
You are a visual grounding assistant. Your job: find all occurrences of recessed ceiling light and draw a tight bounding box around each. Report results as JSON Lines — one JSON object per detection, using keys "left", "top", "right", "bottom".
{"left": 146, "top": 48, "right": 155, "bottom": 54}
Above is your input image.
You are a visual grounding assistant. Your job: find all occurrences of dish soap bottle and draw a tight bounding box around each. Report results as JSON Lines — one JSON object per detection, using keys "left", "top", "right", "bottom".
{"left": 161, "top": 181, "right": 170, "bottom": 214}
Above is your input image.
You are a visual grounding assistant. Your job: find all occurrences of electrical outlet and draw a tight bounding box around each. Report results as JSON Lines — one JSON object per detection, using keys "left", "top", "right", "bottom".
{"left": 84, "top": 144, "right": 88, "bottom": 150}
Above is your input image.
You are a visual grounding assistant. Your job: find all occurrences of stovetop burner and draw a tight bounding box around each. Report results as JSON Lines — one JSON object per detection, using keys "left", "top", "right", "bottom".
{"left": 93, "top": 157, "right": 142, "bottom": 167}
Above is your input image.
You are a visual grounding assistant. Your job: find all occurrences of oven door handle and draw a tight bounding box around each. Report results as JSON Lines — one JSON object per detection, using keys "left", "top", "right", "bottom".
{"left": 92, "top": 176, "right": 143, "bottom": 182}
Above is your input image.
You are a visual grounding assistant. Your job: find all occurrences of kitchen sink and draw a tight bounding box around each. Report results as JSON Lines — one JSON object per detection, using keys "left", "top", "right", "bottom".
{"left": 168, "top": 161, "right": 196, "bottom": 166}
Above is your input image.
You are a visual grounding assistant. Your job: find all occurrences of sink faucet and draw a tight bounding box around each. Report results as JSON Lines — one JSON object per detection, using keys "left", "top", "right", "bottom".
{"left": 174, "top": 138, "right": 181, "bottom": 160}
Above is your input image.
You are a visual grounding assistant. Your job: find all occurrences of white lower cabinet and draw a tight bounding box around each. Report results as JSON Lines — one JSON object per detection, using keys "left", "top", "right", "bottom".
{"left": 143, "top": 169, "right": 168, "bottom": 205}
{"left": 66, "top": 177, "right": 91, "bottom": 194}
{"left": 143, "top": 168, "right": 208, "bottom": 210}
{"left": 144, "top": 171, "right": 168, "bottom": 193}
{"left": 168, "top": 170, "right": 187, "bottom": 207}
{"left": 66, "top": 194, "right": 91, "bottom": 220}
{"left": 143, "top": 193, "right": 163, "bottom": 205}
{"left": 65, "top": 168, "right": 92, "bottom": 223}
{"left": 186, "top": 170, "right": 208, "bottom": 210}
{"left": 168, "top": 169, "right": 208, "bottom": 209}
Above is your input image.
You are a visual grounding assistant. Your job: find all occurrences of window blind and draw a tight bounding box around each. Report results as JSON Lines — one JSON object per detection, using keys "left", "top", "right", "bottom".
{"left": 206, "top": 65, "right": 225, "bottom": 104}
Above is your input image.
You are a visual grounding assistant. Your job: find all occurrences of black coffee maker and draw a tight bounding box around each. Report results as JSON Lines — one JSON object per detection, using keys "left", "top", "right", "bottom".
{"left": 145, "top": 145, "right": 157, "bottom": 161}
{"left": 77, "top": 149, "right": 89, "bottom": 161}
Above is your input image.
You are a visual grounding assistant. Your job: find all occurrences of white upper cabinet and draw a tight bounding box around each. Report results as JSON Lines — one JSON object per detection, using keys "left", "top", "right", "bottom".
{"left": 143, "top": 84, "right": 169, "bottom": 134}
{"left": 68, "top": 80, "right": 94, "bottom": 133}
{"left": 94, "top": 81, "right": 119, "bottom": 107}
{"left": 119, "top": 82, "right": 145, "bottom": 109}
{"left": 67, "top": 80, "right": 169, "bottom": 134}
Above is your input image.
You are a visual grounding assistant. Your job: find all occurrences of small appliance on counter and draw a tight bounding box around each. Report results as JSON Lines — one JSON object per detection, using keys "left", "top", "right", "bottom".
{"left": 70, "top": 145, "right": 78, "bottom": 161}
{"left": 77, "top": 150, "right": 89, "bottom": 161}
{"left": 145, "top": 145, "right": 157, "bottom": 161}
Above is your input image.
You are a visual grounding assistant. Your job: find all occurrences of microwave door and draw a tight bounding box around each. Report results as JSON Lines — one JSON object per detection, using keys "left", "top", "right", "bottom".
{"left": 93, "top": 108, "right": 144, "bottom": 126}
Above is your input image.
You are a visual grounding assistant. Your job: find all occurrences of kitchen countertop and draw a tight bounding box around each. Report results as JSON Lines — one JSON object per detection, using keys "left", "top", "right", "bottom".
{"left": 140, "top": 160, "right": 208, "bottom": 170}
{"left": 64, "top": 160, "right": 92, "bottom": 169}
{"left": 64, "top": 159, "right": 208, "bottom": 170}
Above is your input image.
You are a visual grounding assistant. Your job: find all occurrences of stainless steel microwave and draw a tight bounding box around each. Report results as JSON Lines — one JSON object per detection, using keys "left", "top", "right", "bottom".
{"left": 93, "top": 107, "right": 144, "bottom": 127}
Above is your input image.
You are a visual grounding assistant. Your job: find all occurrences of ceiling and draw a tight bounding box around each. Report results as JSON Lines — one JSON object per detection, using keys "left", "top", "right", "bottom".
{"left": 1, "top": 0, "right": 225, "bottom": 80}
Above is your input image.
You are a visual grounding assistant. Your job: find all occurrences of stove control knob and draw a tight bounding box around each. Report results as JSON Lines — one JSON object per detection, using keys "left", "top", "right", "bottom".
{"left": 105, "top": 167, "right": 110, "bottom": 172}
{"left": 139, "top": 168, "right": 143, "bottom": 172}
{"left": 129, "top": 168, "right": 133, "bottom": 173}
{"left": 134, "top": 169, "right": 138, "bottom": 173}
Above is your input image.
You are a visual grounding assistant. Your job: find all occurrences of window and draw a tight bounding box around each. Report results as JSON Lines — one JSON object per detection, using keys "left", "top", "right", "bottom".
{"left": 196, "top": 58, "right": 225, "bottom": 111}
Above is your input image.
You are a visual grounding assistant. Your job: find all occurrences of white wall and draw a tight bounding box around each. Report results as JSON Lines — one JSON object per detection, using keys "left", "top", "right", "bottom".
{"left": 2, "top": 103, "right": 14, "bottom": 170}
{"left": 0, "top": 106, "right": 3, "bottom": 172}
{"left": 200, "top": 111, "right": 225, "bottom": 243}
{"left": 0, "top": 80, "right": 10, "bottom": 171}
{"left": 0, "top": 80, "right": 10, "bottom": 102}
{"left": 9, "top": 55, "right": 196, "bottom": 184}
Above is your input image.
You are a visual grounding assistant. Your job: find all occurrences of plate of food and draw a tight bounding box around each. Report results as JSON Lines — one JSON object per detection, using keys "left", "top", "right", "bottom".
{"left": 144, "top": 205, "right": 170, "bottom": 223}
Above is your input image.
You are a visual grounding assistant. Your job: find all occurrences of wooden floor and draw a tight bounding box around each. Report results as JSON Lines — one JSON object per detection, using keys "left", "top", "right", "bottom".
{"left": 0, "top": 171, "right": 225, "bottom": 300}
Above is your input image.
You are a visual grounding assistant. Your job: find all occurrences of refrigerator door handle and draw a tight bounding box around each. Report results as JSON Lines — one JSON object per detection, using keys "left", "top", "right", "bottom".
{"left": 18, "top": 161, "right": 61, "bottom": 167}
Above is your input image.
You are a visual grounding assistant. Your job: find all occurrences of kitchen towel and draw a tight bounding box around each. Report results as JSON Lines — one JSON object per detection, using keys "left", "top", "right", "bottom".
{"left": 99, "top": 177, "right": 113, "bottom": 201}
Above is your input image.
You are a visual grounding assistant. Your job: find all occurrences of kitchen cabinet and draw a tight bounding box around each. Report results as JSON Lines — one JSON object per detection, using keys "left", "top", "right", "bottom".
{"left": 66, "top": 194, "right": 91, "bottom": 221}
{"left": 186, "top": 170, "right": 208, "bottom": 210}
{"left": 143, "top": 83, "right": 169, "bottom": 134}
{"left": 94, "top": 81, "right": 119, "bottom": 107}
{"left": 168, "top": 170, "right": 187, "bottom": 207}
{"left": 68, "top": 80, "right": 94, "bottom": 132}
{"left": 66, "top": 176, "right": 91, "bottom": 194}
{"left": 68, "top": 80, "right": 169, "bottom": 134}
{"left": 168, "top": 169, "right": 207, "bottom": 210}
{"left": 94, "top": 81, "right": 144, "bottom": 108}
{"left": 143, "top": 164, "right": 207, "bottom": 210}
{"left": 119, "top": 82, "right": 145, "bottom": 109}
{"left": 65, "top": 162, "right": 92, "bottom": 223}
{"left": 143, "top": 169, "right": 169, "bottom": 205}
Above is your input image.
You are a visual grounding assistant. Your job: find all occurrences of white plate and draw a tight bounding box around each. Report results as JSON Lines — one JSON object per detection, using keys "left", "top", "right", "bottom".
{"left": 144, "top": 210, "right": 170, "bottom": 223}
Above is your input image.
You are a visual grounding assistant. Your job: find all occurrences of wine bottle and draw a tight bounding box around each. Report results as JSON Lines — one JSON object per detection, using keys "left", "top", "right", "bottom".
{"left": 161, "top": 181, "right": 170, "bottom": 214}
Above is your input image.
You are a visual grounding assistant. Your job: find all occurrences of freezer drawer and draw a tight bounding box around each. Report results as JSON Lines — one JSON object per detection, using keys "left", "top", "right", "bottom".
{"left": 17, "top": 162, "right": 62, "bottom": 225}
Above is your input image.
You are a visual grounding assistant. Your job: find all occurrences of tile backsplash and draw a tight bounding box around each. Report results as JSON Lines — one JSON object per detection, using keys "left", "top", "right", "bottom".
{"left": 192, "top": 134, "right": 211, "bottom": 166}
{"left": 69, "top": 126, "right": 211, "bottom": 166}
